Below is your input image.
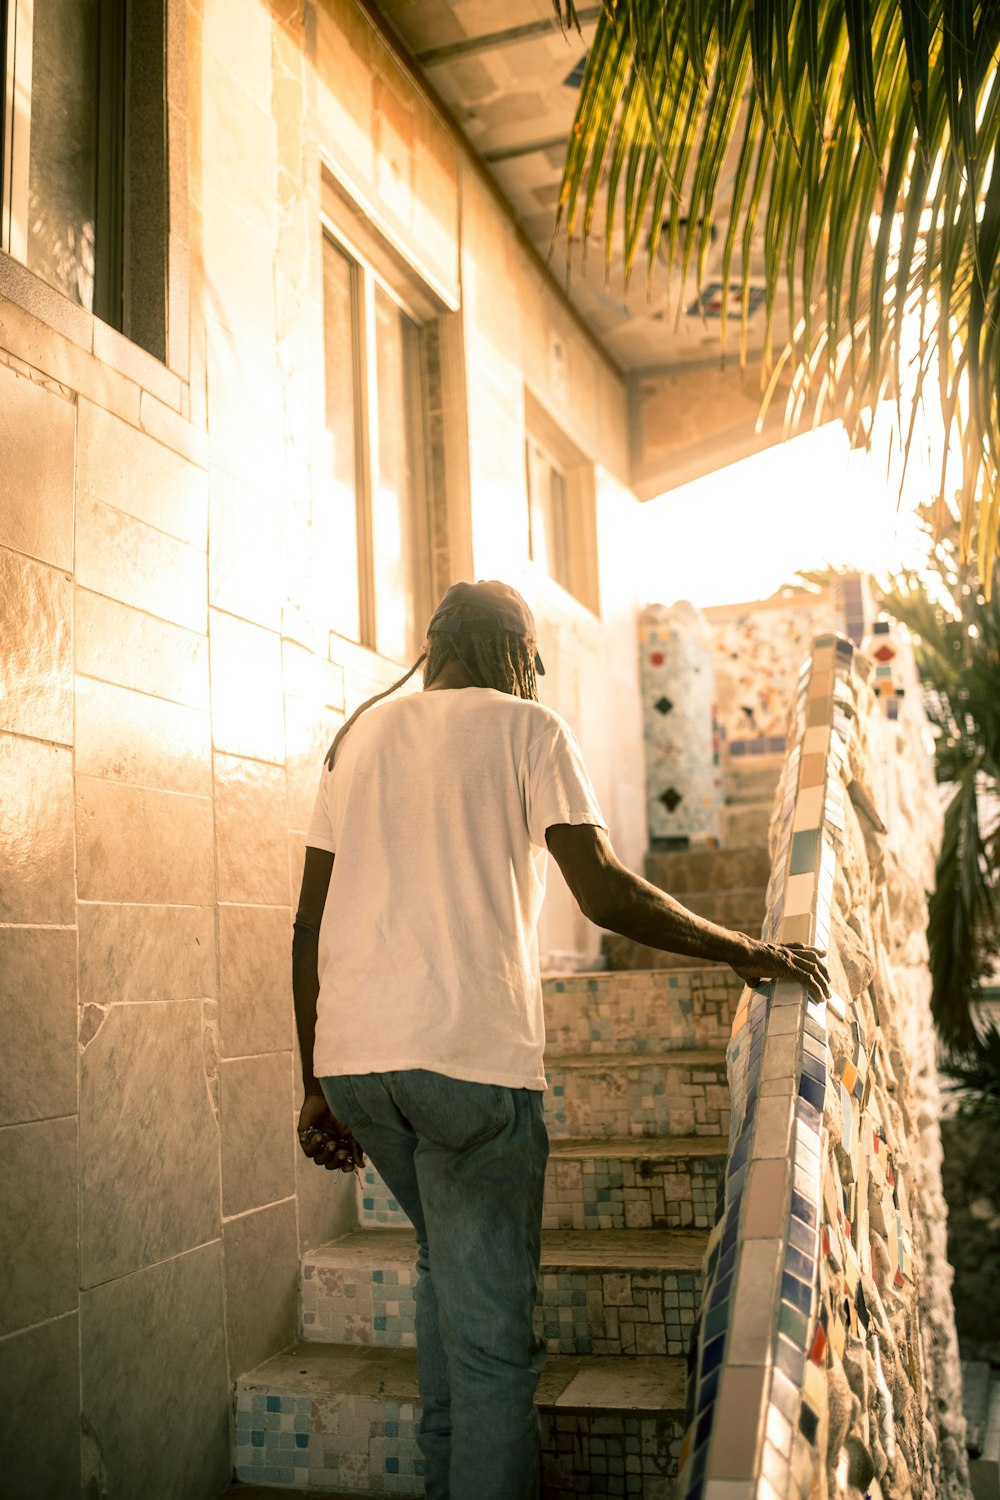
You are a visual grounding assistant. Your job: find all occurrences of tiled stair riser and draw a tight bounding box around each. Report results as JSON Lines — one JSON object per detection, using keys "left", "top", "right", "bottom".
{"left": 234, "top": 1385, "right": 685, "bottom": 1497}
{"left": 235, "top": 1389, "right": 423, "bottom": 1495}
{"left": 542, "top": 1153, "right": 723, "bottom": 1233}
{"left": 545, "top": 1056, "right": 730, "bottom": 1141}
{"left": 543, "top": 971, "right": 740, "bottom": 1056}
{"left": 542, "top": 1412, "right": 684, "bottom": 1499}
{"left": 537, "top": 1266, "right": 701, "bottom": 1356}
{"left": 301, "top": 1253, "right": 702, "bottom": 1359}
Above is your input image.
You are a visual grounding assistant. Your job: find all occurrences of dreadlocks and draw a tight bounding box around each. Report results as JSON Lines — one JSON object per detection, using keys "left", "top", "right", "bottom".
{"left": 323, "top": 605, "right": 538, "bottom": 770}
{"left": 423, "top": 605, "right": 538, "bottom": 701}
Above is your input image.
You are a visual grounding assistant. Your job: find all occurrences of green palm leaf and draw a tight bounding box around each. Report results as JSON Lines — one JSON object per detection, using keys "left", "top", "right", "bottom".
{"left": 553, "top": 0, "right": 1000, "bottom": 587}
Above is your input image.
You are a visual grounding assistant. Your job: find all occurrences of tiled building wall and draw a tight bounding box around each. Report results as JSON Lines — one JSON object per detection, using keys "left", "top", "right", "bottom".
{"left": 0, "top": 1, "right": 645, "bottom": 1495}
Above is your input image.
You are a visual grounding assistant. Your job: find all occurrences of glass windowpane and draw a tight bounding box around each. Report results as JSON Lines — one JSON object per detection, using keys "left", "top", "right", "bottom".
{"left": 25, "top": 0, "right": 100, "bottom": 308}
{"left": 321, "top": 235, "right": 363, "bottom": 643}
{"left": 372, "top": 284, "right": 425, "bottom": 663}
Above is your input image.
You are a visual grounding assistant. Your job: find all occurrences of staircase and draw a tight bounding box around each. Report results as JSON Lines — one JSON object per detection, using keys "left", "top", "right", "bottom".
{"left": 232, "top": 758, "right": 779, "bottom": 1497}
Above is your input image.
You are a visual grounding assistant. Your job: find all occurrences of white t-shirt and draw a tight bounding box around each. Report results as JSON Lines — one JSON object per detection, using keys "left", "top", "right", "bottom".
{"left": 306, "top": 687, "right": 606, "bottom": 1090}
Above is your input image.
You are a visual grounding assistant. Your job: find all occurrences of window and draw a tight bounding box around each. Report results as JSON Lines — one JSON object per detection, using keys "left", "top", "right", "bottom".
{"left": 1, "top": 0, "right": 168, "bottom": 358}
{"left": 321, "top": 224, "right": 431, "bottom": 664}
{"left": 525, "top": 434, "right": 572, "bottom": 595}
{"left": 523, "top": 393, "right": 600, "bottom": 615}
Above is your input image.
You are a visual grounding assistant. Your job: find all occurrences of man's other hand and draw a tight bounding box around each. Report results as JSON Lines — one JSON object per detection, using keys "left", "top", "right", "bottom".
{"left": 732, "top": 941, "right": 831, "bottom": 1003}
{"left": 297, "top": 1092, "right": 365, "bottom": 1172}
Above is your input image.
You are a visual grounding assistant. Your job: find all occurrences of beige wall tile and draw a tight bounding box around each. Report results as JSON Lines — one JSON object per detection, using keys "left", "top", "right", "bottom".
{"left": 76, "top": 776, "right": 214, "bottom": 904}
{"left": 75, "top": 588, "right": 209, "bottom": 709}
{"left": 75, "top": 676, "right": 212, "bottom": 795}
{"left": 0, "top": 734, "right": 75, "bottom": 924}
{"left": 209, "top": 609, "right": 285, "bottom": 762}
{"left": 78, "top": 902, "right": 216, "bottom": 1006}
{"left": 0, "top": 1315, "right": 81, "bottom": 1498}
{"left": 284, "top": 694, "right": 331, "bottom": 831}
{"left": 219, "top": 904, "right": 292, "bottom": 1057}
{"left": 202, "top": 0, "right": 274, "bottom": 105}
{"left": 202, "top": 50, "right": 277, "bottom": 232}
{"left": 75, "top": 496, "right": 207, "bottom": 633}
{"left": 0, "top": 1118, "right": 78, "bottom": 1336}
{"left": 80, "top": 1001, "right": 221, "bottom": 1286}
{"left": 205, "top": 318, "right": 284, "bottom": 491}
{"left": 208, "top": 470, "right": 285, "bottom": 629}
{"left": 203, "top": 188, "right": 276, "bottom": 352}
{"left": 0, "top": 928, "right": 77, "bottom": 1125}
{"left": 220, "top": 1052, "right": 295, "bottom": 1216}
{"left": 80, "top": 1243, "right": 230, "bottom": 1498}
{"left": 0, "top": 363, "right": 75, "bottom": 567}
{"left": 0, "top": 548, "right": 73, "bottom": 742}
{"left": 215, "top": 753, "right": 289, "bottom": 904}
{"left": 0, "top": 292, "right": 142, "bottom": 425}
{"left": 76, "top": 397, "right": 207, "bottom": 545}
{"left": 295, "top": 1139, "right": 357, "bottom": 1254}
{"left": 222, "top": 1199, "right": 298, "bottom": 1377}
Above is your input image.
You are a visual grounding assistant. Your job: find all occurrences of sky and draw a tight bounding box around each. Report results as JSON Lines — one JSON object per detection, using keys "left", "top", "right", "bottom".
{"left": 639, "top": 409, "right": 938, "bottom": 610}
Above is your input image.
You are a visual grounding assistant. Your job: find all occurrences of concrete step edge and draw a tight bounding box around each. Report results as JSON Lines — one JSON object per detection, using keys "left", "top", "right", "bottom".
{"left": 302, "top": 1227, "right": 709, "bottom": 1276}
{"left": 236, "top": 1342, "right": 689, "bottom": 1416}
{"left": 548, "top": 1134, "right": 729, "bottom": 1161}
{"left": 549, "top": 1047, "right": 728, "bottom": 1072}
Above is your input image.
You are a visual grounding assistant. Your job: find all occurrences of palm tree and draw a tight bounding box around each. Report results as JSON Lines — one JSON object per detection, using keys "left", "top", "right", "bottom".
{"left": 552, "top": 1, "right": 1000, "bottom": 586}
{"left": 881, "top": 515, "right": 1000, "bottom": 1048}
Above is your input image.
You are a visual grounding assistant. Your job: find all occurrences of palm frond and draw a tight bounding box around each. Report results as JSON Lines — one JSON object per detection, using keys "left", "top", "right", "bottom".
{"left": 941, "top": 1022, "right": 1000, "bottom": 1125}
{"left": 554, "top": 0, "right": 1000, "bottom": 585}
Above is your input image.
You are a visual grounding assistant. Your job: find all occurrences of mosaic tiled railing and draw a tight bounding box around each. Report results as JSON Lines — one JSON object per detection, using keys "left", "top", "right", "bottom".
{"left": 678, "top": 633, "right": 959, "bottom": 1500}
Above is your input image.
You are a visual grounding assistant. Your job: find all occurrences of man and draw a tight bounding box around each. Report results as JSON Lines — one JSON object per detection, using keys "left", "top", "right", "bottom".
{"left": 292, "top": 580, "right": 829, "bottom": 1500}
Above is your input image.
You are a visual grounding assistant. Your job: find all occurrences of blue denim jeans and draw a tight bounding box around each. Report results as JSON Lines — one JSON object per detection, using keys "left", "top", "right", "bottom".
{"left": 319, "top": 1069, "right": 549, "bottom": 1500}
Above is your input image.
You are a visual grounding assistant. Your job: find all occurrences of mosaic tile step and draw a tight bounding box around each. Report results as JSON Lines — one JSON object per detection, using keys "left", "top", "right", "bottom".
{"left": 543, "top": 968, "right": 743, "bottom": 1056}
{"left": 644, "top": 844, "right": 772, "bottom": 894}
{"left": 235, "top": 1342, "right": 687, "bottom": 1496}
{"left": 659, "top": 885, "right": 767, "bottom": 928}
{"left": 720, "top": 753, "right": 784, "bottom": 803}
{"left": 545, "top": 1049, "right": 730, "bottom": 1140}
{"left": 719, "top": 803, "right": 772, "bottom": 847}
{"left": 301, "top": 1229, "right": 706, "bottom": 1357}
{"left": 543, "top": 1135, "right": 727, "bottom": 1232}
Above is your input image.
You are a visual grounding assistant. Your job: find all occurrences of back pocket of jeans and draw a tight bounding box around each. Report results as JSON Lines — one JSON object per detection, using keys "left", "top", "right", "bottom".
{"left": 403, "top": 1073, "right": 511, "bottom": 1153}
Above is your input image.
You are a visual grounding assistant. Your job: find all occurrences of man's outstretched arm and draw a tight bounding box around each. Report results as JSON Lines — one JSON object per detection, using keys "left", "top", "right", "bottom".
{"left": 545, "top": 823, "right": 830, "bottom": 1001}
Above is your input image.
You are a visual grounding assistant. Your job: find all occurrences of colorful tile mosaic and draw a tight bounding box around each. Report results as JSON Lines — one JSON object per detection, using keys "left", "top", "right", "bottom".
{"left": 542, "top": 1145, "right": 725, "bottom": 1232}
{"left": 534, "top": 1265, "right": 702, "bottom": 1357}
{"left": 358, "top": 1167, "right": 412, "bottom": 1230}
{"left": 639, "top": 602, "right": 722, "bottom": 845}
{"left": 678, "top": 629, "right": 934, "bottom": 1499}
{"left": 543, "top": 969, "right": 742, "bottom": 1057}
{"left": 235, "top": 1387, "right": 425, "bottom": 1494}
{"left": 541, "top": 1410, "right": 685, "bottom": 1498}
{"left": 544, "top": 1053, "right": 730, "bottom": 1141}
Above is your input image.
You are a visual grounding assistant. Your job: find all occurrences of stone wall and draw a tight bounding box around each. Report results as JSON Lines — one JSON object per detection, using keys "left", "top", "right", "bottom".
{"left": 678, "top": 632, "right": 968, "bottom": 1500}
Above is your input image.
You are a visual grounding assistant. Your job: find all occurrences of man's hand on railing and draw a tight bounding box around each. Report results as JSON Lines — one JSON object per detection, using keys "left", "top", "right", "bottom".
{"left": 732, "top": 941, "right": 831, "bottom": 1003}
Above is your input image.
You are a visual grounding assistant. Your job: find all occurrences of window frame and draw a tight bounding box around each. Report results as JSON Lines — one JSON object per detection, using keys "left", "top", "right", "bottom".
{"left": 320, "top": 210, "right": 434, "bottom": 665}
{"left": 0, "top": 0, "right": 175, "bottom": 373}
{"left": 523, "top": 390, "right": 601, "bottom": 618}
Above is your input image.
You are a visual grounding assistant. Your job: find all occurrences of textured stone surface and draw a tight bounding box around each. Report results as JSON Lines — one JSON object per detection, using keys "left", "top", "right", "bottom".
{"left": 75, "top": 495, "right": 207, "bottom": 633}
{"left": 0, "top": 363, "right": 75, "bottom": 568}
{"left": 75, "top": 675, "right": 212, "bottom": 795}
{"left": 76, "top": 395, "right": 208, "bottom": 544}
{"left": 214, "top": 753, "right": 289, "bottom": 905}
{"left": 0, "top": 548, "right": 73, "bottom": 742}
{"left": 75, "top": 588, "right": 210, "bottom": 709}
{"left": 218, "top": 903, "right": 292, "bottom": 1056}
{"left": 0, "top": 1314, "right": 81, "bottom": 1499}
{"left": 0, "top": 1118, "right": 78, "bottom": 1337}
{"left": 209, "top": 468, "right": 285, "bottom": 628}
{"left": 78, "top": 901, "right": 216, "bottom": 1006}
{"left": 0, "top": 734, "right": 75, "bottom": 924}
{"left": 80, "top": 1000, "right": 220, "bottom": 1285}
{"left": 220, "top": 1052, "right": 296, "bottom": 1217}
{"left": 223, "top": 1199, "right": 299, "bottom": 1377}
{"left": 0, "top": 926, "right": 77, "bottom": 1125}
{"left": 80, "top": 1243, "right": 230, "bottom": 1500}
{"left": 75, "top": 776, "right": 215, "bottom": 904}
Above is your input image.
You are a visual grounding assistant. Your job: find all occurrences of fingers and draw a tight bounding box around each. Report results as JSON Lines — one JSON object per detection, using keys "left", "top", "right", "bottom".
{"left": 297, "top": 1122, "right": 363, "bottom": 1172}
